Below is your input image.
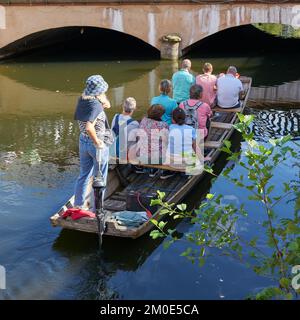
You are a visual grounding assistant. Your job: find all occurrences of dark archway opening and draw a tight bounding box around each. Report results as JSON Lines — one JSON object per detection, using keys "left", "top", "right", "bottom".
{"left": 185, "top": 24, "right": 300, "bottom": 57}
{"left": 0, "top": 27, "right": 160, "bottom": 62}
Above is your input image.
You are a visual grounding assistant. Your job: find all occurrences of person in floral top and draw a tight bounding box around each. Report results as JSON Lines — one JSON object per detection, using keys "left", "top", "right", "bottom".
{"left": 137, "top": 104, "right": 169, "bottom": 173}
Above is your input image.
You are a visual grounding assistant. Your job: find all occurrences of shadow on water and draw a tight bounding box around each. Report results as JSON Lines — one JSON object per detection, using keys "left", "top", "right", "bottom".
{"left": 52, "top": 228, "right": 168, "bottom": 299}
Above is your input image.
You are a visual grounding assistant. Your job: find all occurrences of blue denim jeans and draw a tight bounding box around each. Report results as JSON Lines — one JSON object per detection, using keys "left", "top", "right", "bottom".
{"left": 74, "top": 134, "right": 109, "bottom": 209}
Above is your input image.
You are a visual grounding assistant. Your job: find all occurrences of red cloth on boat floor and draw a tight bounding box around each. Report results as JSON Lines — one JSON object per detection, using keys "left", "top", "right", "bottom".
{"left": 62, "top": 208, "right": 96, "bottom": 220}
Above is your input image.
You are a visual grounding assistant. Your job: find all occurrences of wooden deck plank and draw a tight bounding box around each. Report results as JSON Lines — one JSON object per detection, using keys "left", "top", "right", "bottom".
{"left": 104, "top": 199, "right": 126, "bottom": 211}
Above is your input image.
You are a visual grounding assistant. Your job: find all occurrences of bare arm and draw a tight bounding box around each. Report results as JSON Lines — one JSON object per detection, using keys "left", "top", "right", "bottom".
{"left": 239, "top": 90, "right": 246, "bottom": 100}
{"left": 86, "top": 120, "right": 104, "bottom": 149}
{"left": 192, "top": 140, "right": 196, "bottom": 153}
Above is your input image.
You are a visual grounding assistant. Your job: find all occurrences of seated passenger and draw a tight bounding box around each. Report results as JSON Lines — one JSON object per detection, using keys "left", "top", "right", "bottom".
{"left": 151, "top": 79, "right": 177, "bottom": 125}
{"left": 196, "top": 62, "right": 217, "bottom": 107}
{"left": 179, "top": 84, "right": 212, "bottom": 139}
{"left": 111, "top": 97, "right": 139, "bottom": 161}
{"left": 165, "top": 108, "right": 196, "bottom": 169}
{"left": 135, "top": 104, "right": 169, "bottom": 176}
{"left": 216, "top": 66, "right": 244, "bottom": 109}
{"left": 172, "top": 59, "right": 195, "bottom": 104}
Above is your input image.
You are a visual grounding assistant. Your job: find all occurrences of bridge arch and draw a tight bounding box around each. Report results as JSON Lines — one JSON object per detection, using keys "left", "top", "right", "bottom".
{"left": 0, "top": 25, "right": 160, "bottom": 59}
{"left": 183, "top": 23, "right": 300, "bottom": 57}
{"left": 0, "top": 3, "right": 299, "bottom": 59}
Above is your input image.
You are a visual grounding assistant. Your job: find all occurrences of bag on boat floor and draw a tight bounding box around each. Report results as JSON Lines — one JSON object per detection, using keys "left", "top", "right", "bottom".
{"left": 126, "top": 191, "right": 158, "bottom": 215}
{"left": 112, "top": 211, "right": 149, "bottom": 227}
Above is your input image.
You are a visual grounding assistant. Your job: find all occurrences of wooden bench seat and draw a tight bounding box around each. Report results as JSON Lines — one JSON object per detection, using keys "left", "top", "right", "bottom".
{"left": 213, "top": 106, "right": 242, "bottom": 113}
{"left": 210, "top": 122, "right": 233, "bottom": 130}
{"left": 204, "top": 141, "right": 222, "bottom": 149}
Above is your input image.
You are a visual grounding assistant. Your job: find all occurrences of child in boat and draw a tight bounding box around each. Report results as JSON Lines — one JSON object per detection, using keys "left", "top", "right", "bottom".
{"left": 151, "top": 79, "right": 177, "bottom": 125}
{"left": 111, "top": 97, "right": 139, "bottom": 161}
{"left": 196, "top": 62, "right": 217, "bottom": 108}
{"left": 179, "top": 84, "right": 213, "bottom": 139}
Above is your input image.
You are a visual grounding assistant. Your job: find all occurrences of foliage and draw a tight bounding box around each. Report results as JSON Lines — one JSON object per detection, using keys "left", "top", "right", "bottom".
{"left": 150, "top": 114, "right": 300, "bottom": 300}
{"left": 254, "top": 23, "right": 300, "bottom": 39}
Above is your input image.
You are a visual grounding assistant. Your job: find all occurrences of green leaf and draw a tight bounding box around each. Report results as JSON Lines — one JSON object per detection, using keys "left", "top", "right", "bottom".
{"left": 279, "top": 278, "right": 290, "bottom": 290}
{"left": 163, "top": 240, "right": 173, "bottom": 250}
{"left": 249, "top": 237, "right": 258, "bottom": 247}
{"left": 150, "top": 230, "right": 164, "bottom": 239}
{"left": 266, "top": 185, "right": 275, "bottom": 194}
{"left": 288, "top": 241, "right": 299, "bottom": 251}
{"left": 157, "top": 190, "right": 166, "bottom": 199}
{"left": 167, "top": 229, "right": 176, "bottom": 235}
{"left": 206, "top": 193, "right": 214, "bottom": 200}
{"left": 159, "top": 208, "right": 170, "bottom": 215}
{"left": 181, "top": 247, "right": 192, "bottom": 257}
{"left": 177, "top": 203, "right": 187, "bottom": 211}
{"left": 269, "top": 139, "right": 277, "bottom": 147}
{"left": 158, "top": 221, "right": 167, "bottom": 229}
{"left": 198, "top": 257, "right": 206, "bottom": 267}
{"left": 150, "top": 219, "right": 158, "bottom": 226}
{"left": 224, "top": 140, "right": 231, "bottom": 149}
{"left": 150, "top": 199, "right": 161, "bottom": 206}
{"left": 200, "top": 247, "right": 205, "bottom": 257}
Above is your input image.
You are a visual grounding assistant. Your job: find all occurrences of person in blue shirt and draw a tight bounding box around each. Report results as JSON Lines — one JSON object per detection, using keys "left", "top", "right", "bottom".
{"left": 167, "top": 107, "right": 196, "bottom": 160}
{"left": 151, "top": 79, "right": 177, "bottom": 125}
{"left": 162, "top": 107, "right": 197, "bottom": 179}
{"left": 172, "top": 59, "right": 195, "bottom": 104}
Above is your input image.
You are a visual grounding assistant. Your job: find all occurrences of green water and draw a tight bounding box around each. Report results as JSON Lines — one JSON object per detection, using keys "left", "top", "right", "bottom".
{"left": 0, "top": 55, "right": 299, "bottom": 299}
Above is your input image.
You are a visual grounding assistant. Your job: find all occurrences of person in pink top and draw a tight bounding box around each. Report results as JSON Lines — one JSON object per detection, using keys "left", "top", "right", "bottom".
{"left": 196, "top": 62, "right": 217, "bottom": 107}
{"left": 179, "top": 84, "right": 212, "bottom": 138}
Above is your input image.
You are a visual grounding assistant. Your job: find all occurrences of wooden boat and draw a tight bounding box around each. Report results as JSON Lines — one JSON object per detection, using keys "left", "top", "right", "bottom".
{"left": 50, "top": 76, "right": 252, "bottom": 239}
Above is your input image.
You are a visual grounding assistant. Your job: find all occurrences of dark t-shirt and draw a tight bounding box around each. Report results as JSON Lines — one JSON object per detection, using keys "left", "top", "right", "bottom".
{"left": 74, "top": 97, "right": 114, "bottom": 145}
{"left": 74, "top": 97, "right": 103, "bottom": 123}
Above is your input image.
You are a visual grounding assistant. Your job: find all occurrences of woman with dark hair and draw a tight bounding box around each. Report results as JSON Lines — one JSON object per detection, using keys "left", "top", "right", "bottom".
{"left": 179, "top": 84, "right": 212, "bottom": 139}
{"left": 136, "top": 104, "right": 169, "bottom": 177}
{"left": 166, "top": 108, "right": 197, "bottom": 169}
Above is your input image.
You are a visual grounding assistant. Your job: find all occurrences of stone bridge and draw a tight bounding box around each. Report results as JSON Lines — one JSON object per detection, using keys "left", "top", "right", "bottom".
{"left": 0, "top": 1, "right": 300, "bottom": 59}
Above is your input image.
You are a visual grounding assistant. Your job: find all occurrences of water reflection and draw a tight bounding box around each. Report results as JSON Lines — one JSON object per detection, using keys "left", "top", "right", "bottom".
{"left": 250, "top": 108, "right": 300, "bottom": 141}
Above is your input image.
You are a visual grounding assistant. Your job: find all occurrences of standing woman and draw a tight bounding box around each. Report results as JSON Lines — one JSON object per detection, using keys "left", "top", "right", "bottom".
{"left": 74, "top": 75, "right": 114, "bottom": 210}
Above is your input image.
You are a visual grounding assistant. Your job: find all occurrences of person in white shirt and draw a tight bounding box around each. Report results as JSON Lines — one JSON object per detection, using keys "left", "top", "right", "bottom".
{"left": 216, "top": 66, "right": 244, "bottom": 109}
{"left": 111, "top": 97, "right": 139, "bottom": 161}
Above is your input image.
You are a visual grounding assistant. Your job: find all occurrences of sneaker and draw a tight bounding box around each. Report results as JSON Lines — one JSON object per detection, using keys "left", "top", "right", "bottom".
{"left": 149, "top": 168, "right": 159, "bottom": 178}
{"left": 134, "top": 165, "right": 145, "bottom": 174}
{"left": 160, "top": 170, "right": 175, "bottom": 180}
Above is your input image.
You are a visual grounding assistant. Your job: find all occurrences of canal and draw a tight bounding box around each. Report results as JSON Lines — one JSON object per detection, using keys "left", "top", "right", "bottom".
{"left": 0, "top": 28, "right": 299, "bottom": 299}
